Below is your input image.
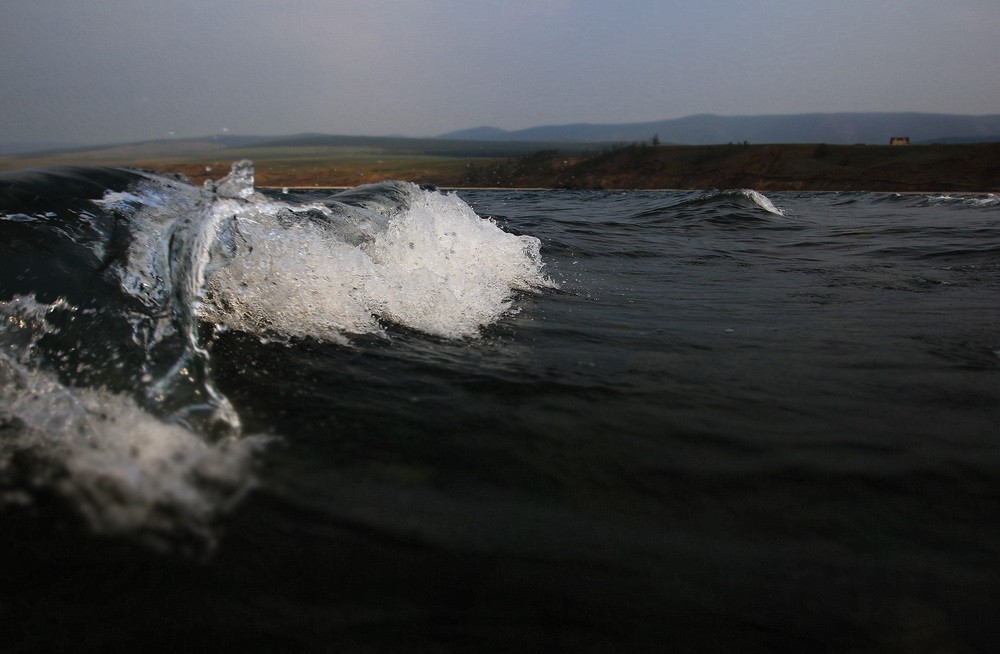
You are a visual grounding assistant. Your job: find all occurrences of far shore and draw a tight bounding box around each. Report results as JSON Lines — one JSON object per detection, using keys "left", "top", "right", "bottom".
{"left": 2, "top": 142, "right": 997, "bottom": 193}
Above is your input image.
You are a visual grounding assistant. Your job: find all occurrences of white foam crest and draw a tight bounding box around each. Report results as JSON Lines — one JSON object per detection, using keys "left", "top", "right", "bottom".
{"left": 203, "top": 184, "right": 553, "bottom": 341}
{"left": 365, "top": 191, "right": 553, "bottom": 337}
{"left": 927, "top": 193, "right": 999, "bottom": 208}
{"left": 0, "top": 297, "right": 263, "bottom": 549}
{"left": 971, "top": 194, "right": 999, "bottom": 207}
{"left": 202, "top": 200, "right": 380, "bottom": 341}
{"left": 743, "top": 189, "right": 785, "bottom": 216}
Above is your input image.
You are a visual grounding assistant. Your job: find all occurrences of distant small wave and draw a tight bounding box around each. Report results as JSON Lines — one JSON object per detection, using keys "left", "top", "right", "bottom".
{"left": 694, "top": 188, "right": 785, "bottom": 216}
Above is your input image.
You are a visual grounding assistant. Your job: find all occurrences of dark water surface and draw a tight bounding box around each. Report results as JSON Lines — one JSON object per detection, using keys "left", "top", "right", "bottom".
{"left": 2, "top": 167, "right": 998, "bottom": 652}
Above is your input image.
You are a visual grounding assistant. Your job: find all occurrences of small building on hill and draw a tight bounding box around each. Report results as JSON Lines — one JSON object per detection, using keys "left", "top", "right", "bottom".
{"left": 889, "top": 137, "right": 910, "bottom": 146}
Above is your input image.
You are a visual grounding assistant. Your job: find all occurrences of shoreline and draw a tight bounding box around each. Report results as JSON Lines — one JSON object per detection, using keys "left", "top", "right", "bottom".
{"left": 3, "top": 142, "right": 998, "bottom": 193}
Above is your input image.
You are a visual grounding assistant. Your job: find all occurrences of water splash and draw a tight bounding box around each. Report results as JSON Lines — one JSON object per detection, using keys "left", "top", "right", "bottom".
{"left": 0, "top": 161, "right": 552, "bottom": 546}
{"left": 98, "top": 165, "right": 246, "bottom": 436}
{"left": 200, "top": 174, "right": 554, "bottom": 341}
{"left": 0, "top": 295, "right": 263, "bottom": 550}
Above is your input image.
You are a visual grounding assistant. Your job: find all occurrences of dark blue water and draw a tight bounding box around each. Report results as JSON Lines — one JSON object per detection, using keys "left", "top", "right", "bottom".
{"left": 2, "top": 165, "right": 999, "bottom": 652}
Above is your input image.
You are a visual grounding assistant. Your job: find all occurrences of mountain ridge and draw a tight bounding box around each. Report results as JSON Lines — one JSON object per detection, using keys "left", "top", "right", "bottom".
{"left": 437, "top": 112, "right": 1000, "bottom": 145}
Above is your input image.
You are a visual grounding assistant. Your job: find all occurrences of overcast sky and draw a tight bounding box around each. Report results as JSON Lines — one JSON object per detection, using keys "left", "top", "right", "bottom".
{"left": 2, "top": 0, "right": 998, "bottom": 145}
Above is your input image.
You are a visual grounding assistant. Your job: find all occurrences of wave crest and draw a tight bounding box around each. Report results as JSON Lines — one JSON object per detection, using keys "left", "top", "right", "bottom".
{"left": 0, "top": 162, "right": 553, "bottom": 545}
{"left": 200, "top": 176, "right": 553, "bottom": 341}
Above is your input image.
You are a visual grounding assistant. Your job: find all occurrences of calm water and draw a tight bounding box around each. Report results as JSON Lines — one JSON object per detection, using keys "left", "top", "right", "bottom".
{"left": 2, "top": 165, "right": 999, "bottom": 652}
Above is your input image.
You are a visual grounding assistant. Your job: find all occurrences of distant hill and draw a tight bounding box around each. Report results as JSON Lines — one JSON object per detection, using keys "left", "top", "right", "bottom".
{"left": 0, "top": 134, "right": 276, "bottom": 158}
{"left": 249, "top": 133, "right": 611, "bottom": 157}
{"left": 0, "top": 140, "right": 83, "bottom": 155}
{"left": 437, "top": 127, "right": 513, "bottom": 141}
{"left": 438, "top": 113, "right": 1000, "bottom": 145}
{"left": 0, "top": 132, "right": 614, "bottom": 161}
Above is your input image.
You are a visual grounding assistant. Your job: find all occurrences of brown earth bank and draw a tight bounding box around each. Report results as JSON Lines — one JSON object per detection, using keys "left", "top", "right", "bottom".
{"left": 2, "top": 143, "right": 998, "bottom": 192}
{"left": 131, "top": 143, "right": 1000, "bottom": 192}
{"left": 541, "top": 142, "right": 1000, "bottom": 192}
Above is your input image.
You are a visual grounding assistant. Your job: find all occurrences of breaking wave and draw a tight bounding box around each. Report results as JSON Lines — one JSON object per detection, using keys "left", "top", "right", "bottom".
{"left": 0, "top": 161, "right": 552, "bottom": 546}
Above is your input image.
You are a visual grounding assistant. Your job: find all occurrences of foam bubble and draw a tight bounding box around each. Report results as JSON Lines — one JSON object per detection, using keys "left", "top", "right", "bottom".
{"left": 0, "top": 294, "right": 69, "bottom": 362}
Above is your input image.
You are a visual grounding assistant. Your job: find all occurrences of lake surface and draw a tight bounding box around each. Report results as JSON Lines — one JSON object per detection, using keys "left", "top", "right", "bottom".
{"left": 2, "top": 164, "right": 998, "bottom": 652}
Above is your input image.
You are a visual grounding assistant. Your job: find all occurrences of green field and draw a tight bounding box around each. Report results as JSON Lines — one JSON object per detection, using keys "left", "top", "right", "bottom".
{"left": 0, "top": 135, "right": 609, "bottom": 187}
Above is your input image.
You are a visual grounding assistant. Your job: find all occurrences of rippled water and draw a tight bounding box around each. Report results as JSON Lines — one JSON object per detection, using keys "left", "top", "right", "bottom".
{"left": 1, "top": 166, "right": 998, "bottom": 651}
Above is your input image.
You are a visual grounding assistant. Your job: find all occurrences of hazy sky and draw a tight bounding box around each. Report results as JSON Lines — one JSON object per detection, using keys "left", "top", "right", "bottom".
{"left": 2, "top": 0, "right": 998, "bottom": 145}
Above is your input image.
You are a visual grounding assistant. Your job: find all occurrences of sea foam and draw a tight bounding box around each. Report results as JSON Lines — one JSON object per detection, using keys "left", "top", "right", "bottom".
{"left": 0, "top": 162, "right": 552, "bottom": 547}
{"left": 199, "top": 167, "right": 554, "bottom": 341}
{"left": 0, "top": 295, "right": 263, "bottom": 550}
